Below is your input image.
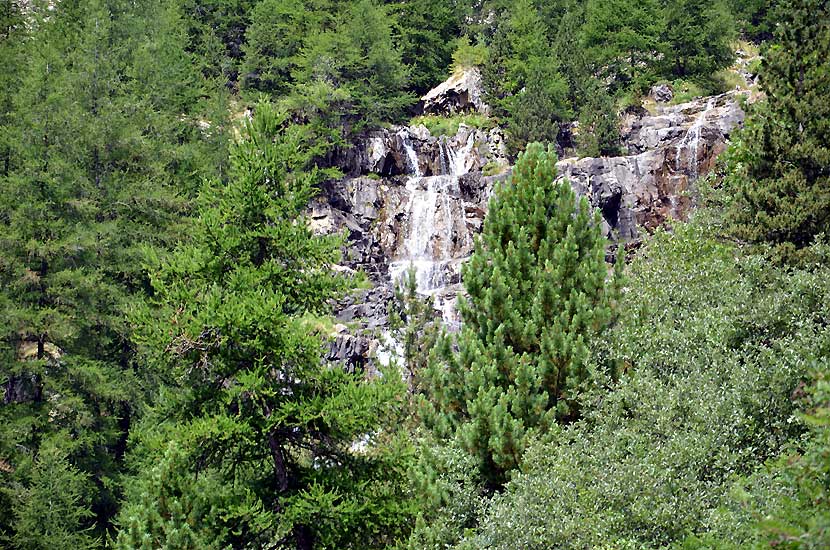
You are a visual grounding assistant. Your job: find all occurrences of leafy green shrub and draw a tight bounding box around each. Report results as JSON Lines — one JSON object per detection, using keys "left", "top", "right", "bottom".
{"left": 746, "top": 58, "right": 762, "bottom": 77}
{"left": 713, "top": 68, "right": 748, "bottom": 92}
{"left": 481, "top": 161, "right": 508, "bottom": 177}
{"left": 409, "top": 113, "right": 493, "bottom": 137}
{"left": 669, "top": 79, "right": 707, "bottom": 104}
{"left": 460, "top": 224, "right": 830, "bottom": 549}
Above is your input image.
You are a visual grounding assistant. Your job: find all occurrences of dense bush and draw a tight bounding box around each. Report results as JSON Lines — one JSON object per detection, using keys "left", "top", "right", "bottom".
{"left": 458, "top": 225, "right": 830, "bottom": 548}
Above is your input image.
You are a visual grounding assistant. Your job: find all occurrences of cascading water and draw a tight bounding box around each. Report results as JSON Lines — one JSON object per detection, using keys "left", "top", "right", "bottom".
{"left": 675, "top": 97, "right": 717, "bottom": 177}
{"left": 388, "top": 130, "right": 477, "bottom": 326}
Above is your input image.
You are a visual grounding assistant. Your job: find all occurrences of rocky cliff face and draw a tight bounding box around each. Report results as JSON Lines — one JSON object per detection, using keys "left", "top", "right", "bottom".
{"left": 317, "top": 84, "right": 747, "bottom": 368}
{"left": 559, "top": 92, "right": 745, "bottom": 241}
{"left": 312, "top": 124, "right": 508, "bottom": 334}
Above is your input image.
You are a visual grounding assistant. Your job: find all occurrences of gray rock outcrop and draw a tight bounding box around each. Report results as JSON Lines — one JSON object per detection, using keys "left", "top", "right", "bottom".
{"left": 420, "top": 67, "right": 489, "bottom": 116}
{"left": 650, "top": 83, "right": 674, "bottom": 103}
{"left": 315, "top": 84, "right": 748, "bottom": 367}
{"left": 557, "top": 91, "right": 745, "bottom": 241}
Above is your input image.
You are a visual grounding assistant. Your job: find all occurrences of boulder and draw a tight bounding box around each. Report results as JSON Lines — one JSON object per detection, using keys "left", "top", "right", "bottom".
{"left": 650, "top": 83, "right": 674, "bottom": 103}
{"left": 420, "top": 67, "right": 489, "bottom": 116}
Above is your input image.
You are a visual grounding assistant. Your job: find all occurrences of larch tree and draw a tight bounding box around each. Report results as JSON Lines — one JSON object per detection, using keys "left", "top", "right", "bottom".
{"left": 724, "top": 0, "right": 830, "bottom": 263}
{"left": 120, "top": 101, "right": 411, "bottom": 549}
{"left": 484, "top": 0, "right": 570, "bottom": 156}
{"left": 662, "top": 0, "right": 735, "bottom": 79}
{"left": 421, "top": 143, "right": 621, "bottom": 488}
{"left": 0, "top": 0, "right": 228, "bottom": 539}
{"left": 581, "top": 0, "right": 665, "bottom": 90}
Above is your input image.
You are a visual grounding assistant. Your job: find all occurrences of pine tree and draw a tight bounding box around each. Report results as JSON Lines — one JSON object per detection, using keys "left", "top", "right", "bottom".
{"left": 724, "top": 0, "right": 830, "bottom": 262}
{"left": 388, "top": 267, "right": 441, "bottom": 393}
{"left": 114, "top": 440, "right": 233, "bottom": 550}
{"left": 179, "top": 0, "right": 257, "bottom": 86}
{"left": 123, "top": 101, "right": 410, "bottom": 549}
{"left": 728, "top": 0, "right": 775, "bottom": 41}
{"left": 422, "top": 143, "right": 620, "bottom": 488}
{"left": 0, "top": 0, "right": 25, "bottom": 179}
{"left": 577, "top": 81, "right": 622, "bottom": 158}
{"left": 0, "top": 4, "right": 134, "bottom": 526}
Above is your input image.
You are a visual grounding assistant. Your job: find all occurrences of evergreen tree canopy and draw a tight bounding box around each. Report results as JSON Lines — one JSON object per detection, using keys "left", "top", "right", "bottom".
{"left": 581, "top": 0, "right": 665, "bottom": 90}
{"left": 0, "top": 0, "right": 228, "bottom": 540}
{"left": 422, "top": 143, "right": 619, "bottom": 488}
{"left": 241, "top": 0, "right": 313, "bottom": 95}
{"left": 389, "top": 0, "right": 465, "bottom": 95}
{"left": 725, "top": 0, "right": 830, "bottom": 262}
{"left": 484, "top": 0, "right": 570, "bottom": 156}
{"left": 662, "top": 0, "right": 735, "bottom": 79}
{"left": 296, "top": 0, "right": 412, "bottom": 129}
{"left": 123, "top": 101, "right": 410, "bottom": 549}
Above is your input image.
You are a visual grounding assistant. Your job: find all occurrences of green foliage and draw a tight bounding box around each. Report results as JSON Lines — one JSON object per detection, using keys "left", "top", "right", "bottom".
{"left": 407, "top": 437, "right": 486, "bottom": 550}
{"left": 749, "top": 368, "right": 830, "bottom": 549}
{"left": 409, "top": 113, "right": 492, "bottom": 138}
{"left": 662, "top": 0, "right": 736, "bottom": 79}
{"left": 577, "top": 82, "right": 622, "bottom": 157}
{"left": 503, "top": 60, "right": 570, "bottom": 157}
{"left": 0, "top": 0, "right": 25, "bottom": 179}
{"left": 581, "top": 0, "right": 665, "bottom": 90}
{"left": 723, "top": 0, "right": 830, "bottom": 263}
{"left": 11, "top": 439, "right": 98, "bottom": 550}
{"left": 451, "top": 36, "right": 489, "bottom": 71}
{"left": 241, "top": 0, "right": 312, "bottom": 95}
{"left": 0, "top": 0, "right": 225, "bottom": 540}
{"left": 460, "top": 224, "right": 830, "bottom": 549}
{"left": 114, "top": 436, "right": 245, "bottom": 549}
{"left": 180, "top": 0, "right": 256, "bottom": 85}
{"left": 388, "top": 267, "right": 441, "bottom": 394}
{"left": 391, "top": 0, "right": 465, "bottom": 94}
{"left": 421, "top": 143, "right": 617, "bottom": 488}
{"left": 122, "top": 101, "right": 411, "bottom": 548}
{"left": 728, "top": 0, "right": 776, "bottom": 41}
{"left": 483, "top": 0, "right": 571, "bottom": 155}
{"left": 292, "top": 0, "right": 413, "bottom": 131}
{"left": 676, "top": 360, "right": 830, "bottom": 550}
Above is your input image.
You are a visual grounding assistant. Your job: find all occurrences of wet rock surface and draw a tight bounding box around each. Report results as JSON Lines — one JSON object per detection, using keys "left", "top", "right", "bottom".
{"left": 558, "top": 92, "right": 745, "bottom": 240}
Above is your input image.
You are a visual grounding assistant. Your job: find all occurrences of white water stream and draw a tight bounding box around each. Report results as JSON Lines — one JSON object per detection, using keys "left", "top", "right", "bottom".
{"left": 388, "top": 131, "right": 477, "bottom": 325}
{"left": 674, "top": 97, "right": 717, "bottom": 177}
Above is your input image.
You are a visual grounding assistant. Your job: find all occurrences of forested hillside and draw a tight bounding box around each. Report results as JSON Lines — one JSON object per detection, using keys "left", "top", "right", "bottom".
{"left": 1, "top": 0, "right": 828, "bottom": 548}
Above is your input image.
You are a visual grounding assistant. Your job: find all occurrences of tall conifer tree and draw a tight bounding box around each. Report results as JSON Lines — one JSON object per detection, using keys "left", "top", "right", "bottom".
{"left": 725, "top": 0, "right": 830, "bottom": 262}
{"left": 422, "top": 143, "right": 620, "bottom": 488}
{"left": 121, "top": 101, "right": 410, "bottom": 549}
{"left": 0, "top": 0, "right": 228, "bottom": 539}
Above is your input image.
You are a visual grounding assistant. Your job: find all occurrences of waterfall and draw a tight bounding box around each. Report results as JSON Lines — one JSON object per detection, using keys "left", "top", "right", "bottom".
{"left": 400, "top": 132, "right": 422, "bottom": 177}
{"left": 675, "top": 97, "right": 717, "bottom": 177}
{"left": 388, "top": 129, "right": 478, "bottom": 326}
